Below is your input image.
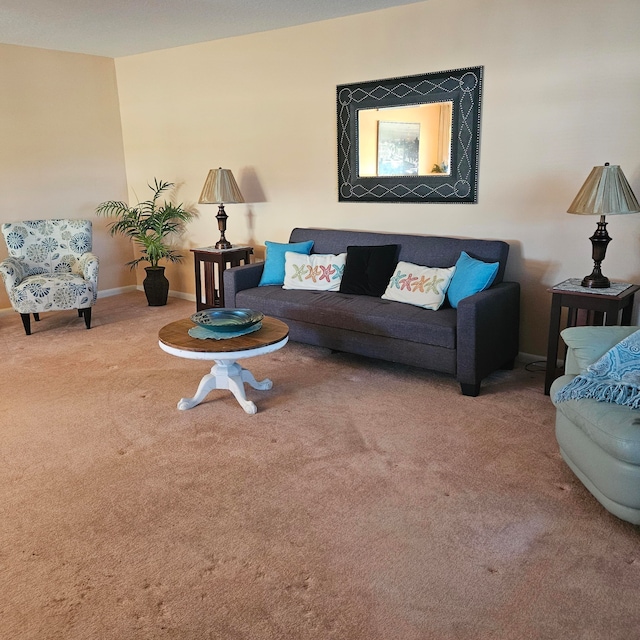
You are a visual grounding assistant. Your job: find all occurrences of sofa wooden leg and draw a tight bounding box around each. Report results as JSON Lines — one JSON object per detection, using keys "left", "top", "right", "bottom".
{"left": 82, "top": 307, "right": 92, "bottom": 329}
{"left": 20, "top": 313, "right": 32, "bottom": 335}
{"left": 460, "top": 382, "right": 481, "bottom": 397}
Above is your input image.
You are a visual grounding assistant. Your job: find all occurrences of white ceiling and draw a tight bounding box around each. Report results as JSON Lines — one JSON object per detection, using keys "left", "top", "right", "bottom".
{"left": 0, "top": 0, "right": 425, "bottom": 58}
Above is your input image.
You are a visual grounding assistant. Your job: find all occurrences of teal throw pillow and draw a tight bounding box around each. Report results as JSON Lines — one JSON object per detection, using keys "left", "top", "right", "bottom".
{"left": 258, "top": 240, "right": 314, "bottom": 286}
{"left": 447, "top": 251, "right": 499, "bottom": 308}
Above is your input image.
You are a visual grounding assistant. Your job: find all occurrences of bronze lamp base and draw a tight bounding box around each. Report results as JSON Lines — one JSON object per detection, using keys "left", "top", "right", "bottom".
{"left": 215, "top": 204, "right": 232, "bottom": 250}
{"left": 582, "top": 215, "right": 611, "bottom": 289}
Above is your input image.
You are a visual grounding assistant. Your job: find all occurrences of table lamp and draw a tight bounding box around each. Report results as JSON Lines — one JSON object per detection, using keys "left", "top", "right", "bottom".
{"left": 199, "top": 168, "right": 245, "bottom": 249}
{"left": 567, "top": 163, "right": 640, "bottom": 288}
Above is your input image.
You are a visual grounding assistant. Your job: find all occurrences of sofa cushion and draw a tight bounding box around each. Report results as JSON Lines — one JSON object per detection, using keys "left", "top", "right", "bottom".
{"left": 382, "top": 262, "right": 456, "bottom": 310}
{"left": 552, "top": 374, "right": 640, "bottom": 465}
{"left": 236, "top": 286, "right": 457, "bottom": 349}
{"left": 339, "top": 244, "right": 399, "bottom": 297}
{"left": 447, "top": 251, "right": 499, "bottom": 309}
{"left": 258, "top": 240, "right": 314, "bottom": 286}
{"left": 289, "top": 228, "right": 510, "bottom": 285}
{"left": 282, "top": 252, "right": 346, "bottom": 291}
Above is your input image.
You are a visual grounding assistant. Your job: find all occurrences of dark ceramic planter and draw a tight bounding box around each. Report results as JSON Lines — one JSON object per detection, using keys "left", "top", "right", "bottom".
{"left": 143, "top": 266, "right": 169, "bottom": 306}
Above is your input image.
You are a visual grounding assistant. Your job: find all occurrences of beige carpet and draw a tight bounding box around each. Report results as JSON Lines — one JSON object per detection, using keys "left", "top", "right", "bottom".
{"left": 1, "top": 291, "right": 639, "bottom": 639}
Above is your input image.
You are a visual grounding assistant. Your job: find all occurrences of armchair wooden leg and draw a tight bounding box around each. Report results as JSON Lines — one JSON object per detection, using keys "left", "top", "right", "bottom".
{"left": 77, "top": 309, "right": 83, "bottom": 317}
{"left": 34, "top": 313, "right": 40, "bottom": 321}
{"left": 82, "top": 307, "right": 92, "bottom": 329}
{"left": 20, "top": 313, "right": 31, "bottom": 335}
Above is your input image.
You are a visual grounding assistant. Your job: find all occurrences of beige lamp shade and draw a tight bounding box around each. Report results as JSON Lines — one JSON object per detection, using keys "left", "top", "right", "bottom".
{"left": 567, "top": 163, "right": 640, "bottom": 216}
{"left": 199, "top": 168, "right": 245, "bottom": 204}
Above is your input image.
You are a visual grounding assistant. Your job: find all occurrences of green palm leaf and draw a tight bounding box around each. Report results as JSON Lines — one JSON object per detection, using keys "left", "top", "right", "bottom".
{"left": 96, "top": 179, "right": 195, "bottom": 268}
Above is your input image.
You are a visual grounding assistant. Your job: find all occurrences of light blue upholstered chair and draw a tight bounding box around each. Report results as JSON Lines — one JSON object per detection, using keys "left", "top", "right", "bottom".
{"left": 0, "top": 219, "right": 99, "bottom": 335}
{"left": 551, "top": 325, "right": 640, "bottom": 524}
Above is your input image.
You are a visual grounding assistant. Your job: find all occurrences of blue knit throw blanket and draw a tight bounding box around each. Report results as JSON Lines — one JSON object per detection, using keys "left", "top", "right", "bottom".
{"left": 555, "top": 329, "right": 640, "bottom": 408}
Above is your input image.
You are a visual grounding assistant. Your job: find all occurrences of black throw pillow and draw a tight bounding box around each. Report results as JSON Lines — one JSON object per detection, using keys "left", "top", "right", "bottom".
{"left": 339, "top": 244, "right": 400, "bottom": 297}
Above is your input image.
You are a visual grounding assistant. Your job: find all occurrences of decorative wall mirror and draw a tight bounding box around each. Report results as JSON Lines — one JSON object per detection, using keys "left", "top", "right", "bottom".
{"left": 337, "top": 66, "right": 483, "bottom": 203}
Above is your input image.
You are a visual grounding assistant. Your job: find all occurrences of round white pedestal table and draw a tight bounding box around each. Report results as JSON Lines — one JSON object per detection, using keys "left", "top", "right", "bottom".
{"left": 158, "top": 316, "right": 289, "bottom": 415}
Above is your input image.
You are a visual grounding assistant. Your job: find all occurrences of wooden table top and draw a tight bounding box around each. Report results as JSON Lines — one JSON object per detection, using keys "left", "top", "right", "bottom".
{"left": 158, "top": 316, "right": 289, "bottom": 354}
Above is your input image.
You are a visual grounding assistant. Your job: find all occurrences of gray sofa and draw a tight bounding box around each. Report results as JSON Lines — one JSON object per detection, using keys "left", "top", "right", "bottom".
{"left": 223, "top": 228, "right": 520, "bottom": 396}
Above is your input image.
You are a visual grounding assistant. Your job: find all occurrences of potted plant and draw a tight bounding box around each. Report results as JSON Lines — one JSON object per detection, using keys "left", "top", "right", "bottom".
{"left": 96, "top": 178, "right": 195, "bottom": 306}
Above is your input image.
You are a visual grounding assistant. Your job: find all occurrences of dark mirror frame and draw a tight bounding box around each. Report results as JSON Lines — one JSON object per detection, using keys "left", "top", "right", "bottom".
{"left": 337, "top": 66, "right": 483, "bottom": 204}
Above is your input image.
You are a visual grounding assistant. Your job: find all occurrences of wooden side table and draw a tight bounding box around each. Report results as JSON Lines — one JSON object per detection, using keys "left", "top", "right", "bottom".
{"left": 544, "top": 278, "right": 640, "bottom": 394}
{"left": 191, "top": 245, "right": 253, "bottom": 310}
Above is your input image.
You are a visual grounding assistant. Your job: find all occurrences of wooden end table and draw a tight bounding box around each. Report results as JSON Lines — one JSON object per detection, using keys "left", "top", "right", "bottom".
{"left": 544, "top": 279, "right": 639, "bottom": 394}
{"left": 158, "top": 316, "right": 288, "bottom": 414}
{"left": 191, "top": 245, "right": 253, "bottom": 310}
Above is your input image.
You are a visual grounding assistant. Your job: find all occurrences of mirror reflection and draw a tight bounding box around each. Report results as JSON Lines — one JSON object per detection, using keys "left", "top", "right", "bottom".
{"left": 358, "top": 102, "right": 453, "bottom": 177}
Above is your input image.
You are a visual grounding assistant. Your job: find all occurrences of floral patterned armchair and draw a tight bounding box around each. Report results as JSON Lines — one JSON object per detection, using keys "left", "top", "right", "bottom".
{"left": 0, "top": 219, "right": 99, "bottom": 335}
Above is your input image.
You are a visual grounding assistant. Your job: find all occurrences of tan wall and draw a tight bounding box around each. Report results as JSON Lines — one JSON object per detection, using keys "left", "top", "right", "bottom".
{"left": 0, "top": 43, "right": 134, "bottom": 311}
{"left": 112, "top": 0, "right": 640, "bottom": 357}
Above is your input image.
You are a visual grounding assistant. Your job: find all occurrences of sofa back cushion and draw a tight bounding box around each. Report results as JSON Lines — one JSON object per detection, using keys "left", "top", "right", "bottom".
{"left": 289, "top": 227, "right": 510, "bottom": 286}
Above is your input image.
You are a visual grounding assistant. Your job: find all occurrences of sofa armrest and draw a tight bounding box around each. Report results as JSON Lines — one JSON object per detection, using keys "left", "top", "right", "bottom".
{"left": 0, "top": 257, "right": 27, "bottom": 291}
{"left": 223, "top": 262, "right": 265, "bottom": 308}
{"left": 456, "top": 281, "right": 521, "bottom": 393}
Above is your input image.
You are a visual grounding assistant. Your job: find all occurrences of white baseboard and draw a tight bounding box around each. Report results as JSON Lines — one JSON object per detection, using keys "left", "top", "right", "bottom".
{"left": 169, "top": 289, "right": 196, "bottom": 302}
{"left": 97, "top": 285, "right": 138, "bottom": 298}
{"left": 133, "top": 284, "right": 196, "bottom": 302}
{"left": 0, "top": 285, "right": 138, "bottom": 315}
{"left": 1, "top": 286, "right": 194, "bottom": 315}
{"left": 518, "top": 351, "right": 546, "bottom": 364}
{"left": 518, "top": 351, "right": 561, "bottom": 370}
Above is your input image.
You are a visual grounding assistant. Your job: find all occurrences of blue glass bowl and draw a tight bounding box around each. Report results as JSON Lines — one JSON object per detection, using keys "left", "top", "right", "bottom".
{"left": 190, "top": 308, "right": 264, "bottom": 333}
